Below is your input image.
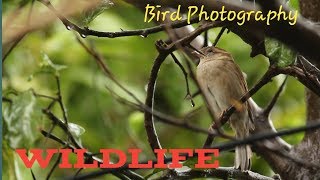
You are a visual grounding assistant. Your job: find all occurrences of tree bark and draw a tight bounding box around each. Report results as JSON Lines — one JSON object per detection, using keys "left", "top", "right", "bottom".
{"left": 289, "top": 1, "right": 320, "bottom": 179}
{"left": 253, "top": 1, "right": 320, "bottom": 179}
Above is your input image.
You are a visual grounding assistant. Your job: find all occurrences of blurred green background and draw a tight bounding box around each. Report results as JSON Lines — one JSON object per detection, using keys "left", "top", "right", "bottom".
{"left": 2, "top": 0, "right": 305, "bottom": 179}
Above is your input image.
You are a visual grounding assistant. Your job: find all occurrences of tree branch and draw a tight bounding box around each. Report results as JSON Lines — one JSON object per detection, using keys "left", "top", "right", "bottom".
{"left": 70, "top": 121, "right": 320, "bottom": 180}
{"left": 155, "top": 167, "right": 275, "bottom": 180}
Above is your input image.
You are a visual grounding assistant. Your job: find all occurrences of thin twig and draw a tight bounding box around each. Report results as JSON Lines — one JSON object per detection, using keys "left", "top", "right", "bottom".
{"left": 203, "top": 30, "right": 209, "bottom": 47}
{"left": 213, "top": 27, "right": 226, "bottom": 46}
{"left": 297, "top": 56, "right": 320, "bottom": 86}
{"left": 75, "top": 36, "right": 143, "bottom": 105}
{"left": 46, "top": 150, "right": 63, "bottom": 180}
{"left": 38, "top": 0, "right": 199, "bottom": 39}
{"left": 165, "top": 22, "right": 224, "bottom": 52}
{"left": 43, "top": 123, "right": 57, "bottom": 146}
{"left": 31, "top": 89, "right": 57, "bottom": 100}
{"left": 170, "top": 53, "right": 195, "bottom": 107}
{"left": 74, "top": 168, "right": 83, "bottom": 179}
{"left": 213, "top": 121, "right": 320, "bottom": 151}
{"left": 55, "top": 76, "right": 68, "bottom": 124}
{"left": 46, "top": 99, "right": 57, "bottom": 110}
{"left": 40, "top": 130, "right": 143, "bottom": 180}
{"left": 31, "top": 169, "right": 36, "bottom": 180}
{"left": 263, "top": 76, "right": 288, "bottom": 115}
{"left": 105, "top": 85, "right": 219, "bottom": 136}
{"left": 277, "top": 66, "right": 320, "bottom": 96}
{"left": 297, "top": 55, "right": 320, "bottom": 78}
{"left": 183, "top": 107, "right": 202, "bottom": 122}
{"left": 191, "top": 90, "right": 201, "bottom": 98}
{"left": 2, "top": 97, "right": 12, "bottom": 103}
{"left": 42, "top": 109, "right": 82, "bottom": 149}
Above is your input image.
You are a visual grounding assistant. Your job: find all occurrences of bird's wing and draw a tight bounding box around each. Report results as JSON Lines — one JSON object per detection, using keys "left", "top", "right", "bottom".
{"left": 228, "top": 59, "right": 254, "bottom": 124}
{"left": 197, "top": 59, "right": 253, "bottom": 127}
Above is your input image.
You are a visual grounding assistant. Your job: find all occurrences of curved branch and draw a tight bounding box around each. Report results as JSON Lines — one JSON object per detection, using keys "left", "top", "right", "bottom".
{"left": 144, "top": 41, "right": 170, "bottom": 154}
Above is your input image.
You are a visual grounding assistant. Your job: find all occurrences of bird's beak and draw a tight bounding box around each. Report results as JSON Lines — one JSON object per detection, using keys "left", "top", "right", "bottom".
{"left": 192, "top": 50, "right": 205, "bottom": 59}
{"left": 189, "top": 45, "right": 206, "bottom": 58}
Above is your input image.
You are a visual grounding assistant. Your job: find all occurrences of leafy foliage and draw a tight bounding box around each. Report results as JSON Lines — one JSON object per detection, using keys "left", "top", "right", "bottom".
{"left": 39, "top": 53, "right": 67, "bottom": 76}
{"left": 80, "top": 0, "right": 114, "bottom": 26}
{"left": 288, "top": 0, "right": 300, "bottom": 11}
{"left": 265, "top": 37, "right": 297, "bottom": 67}
{"left": 68, "top": 122, "right": 85, "bottom": 146}
{"left": 3, "top": 90, "right": 42, "bottom": 149}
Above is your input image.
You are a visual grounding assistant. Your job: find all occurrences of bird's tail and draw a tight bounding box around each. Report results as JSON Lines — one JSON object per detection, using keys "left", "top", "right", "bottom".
{"left": 234, "top": 130, "right": 252, "bottom": 171}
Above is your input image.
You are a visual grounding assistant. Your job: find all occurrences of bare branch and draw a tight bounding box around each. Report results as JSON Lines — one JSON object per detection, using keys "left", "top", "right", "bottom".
{"left": 75, "top": 36, "right": 143, "bottom": 105}
{"left": 40, "top": 131, "right": 142, "bottom": 180}
{"left": 263, "top": 76, "right": 288, "bottom": 115}
{"left": 55, "top": 76, "right": 68, "bottom": 124}
{"left": 277, "top": 66, "right": 320, "bottom": 96}
{"left": 42, "top": 109, "right": 82, "bottom": 149}
{"left": 213, "top": 27, "right": 226, "bottom": 46}
{"left": 144, "top": 40, "right": 171, "bottom": 153}
{"left": 170, "top": 53, "right": 195, "bottom": 106}
{"left": 105, "top": 86, "right": 219, "bottom": 136}
{"left": 38, "top": 0, "right": 199, "bottom": 39}
{"left": 46, "top": 151, "right": 63, "bottom": 180}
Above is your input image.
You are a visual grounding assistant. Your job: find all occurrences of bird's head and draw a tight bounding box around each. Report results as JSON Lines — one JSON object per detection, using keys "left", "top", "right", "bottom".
{"left": 194, "top": 46, "right": 232, "bottom": 62}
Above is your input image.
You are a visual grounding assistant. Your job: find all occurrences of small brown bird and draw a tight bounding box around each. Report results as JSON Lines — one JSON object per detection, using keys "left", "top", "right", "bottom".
{"left": 196, "top": 46, "right": 254, "bottom": 171}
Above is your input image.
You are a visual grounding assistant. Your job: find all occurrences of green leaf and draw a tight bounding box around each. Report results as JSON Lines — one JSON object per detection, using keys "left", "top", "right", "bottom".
{"left": 183, "top": 157, "right": 199, "bottom": 169}
{"left": 288, "top": 0, "right": 300, "bottom": 11}
{"left": 128, "top": 111, "right": 144, "bottom": 135}
{"left": 265, "top": 37, "right": 297, "bottom": 67}
{"left": 68, "top": 122, "right": 85, "bottom": 137}
{"left": 39, "top": 52, "right": 67, "bottom": 76}
{"left": 3, "top": 90, "right": 42, "bottom": 149}
{"left": 27, "top": 74, "right": 33, "bottom": 82}
{"left": 68, "top": 122, "right": 85, "bottom": 146}
{"left": 81, "top": 0, "right": 114, "bottom": 25}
